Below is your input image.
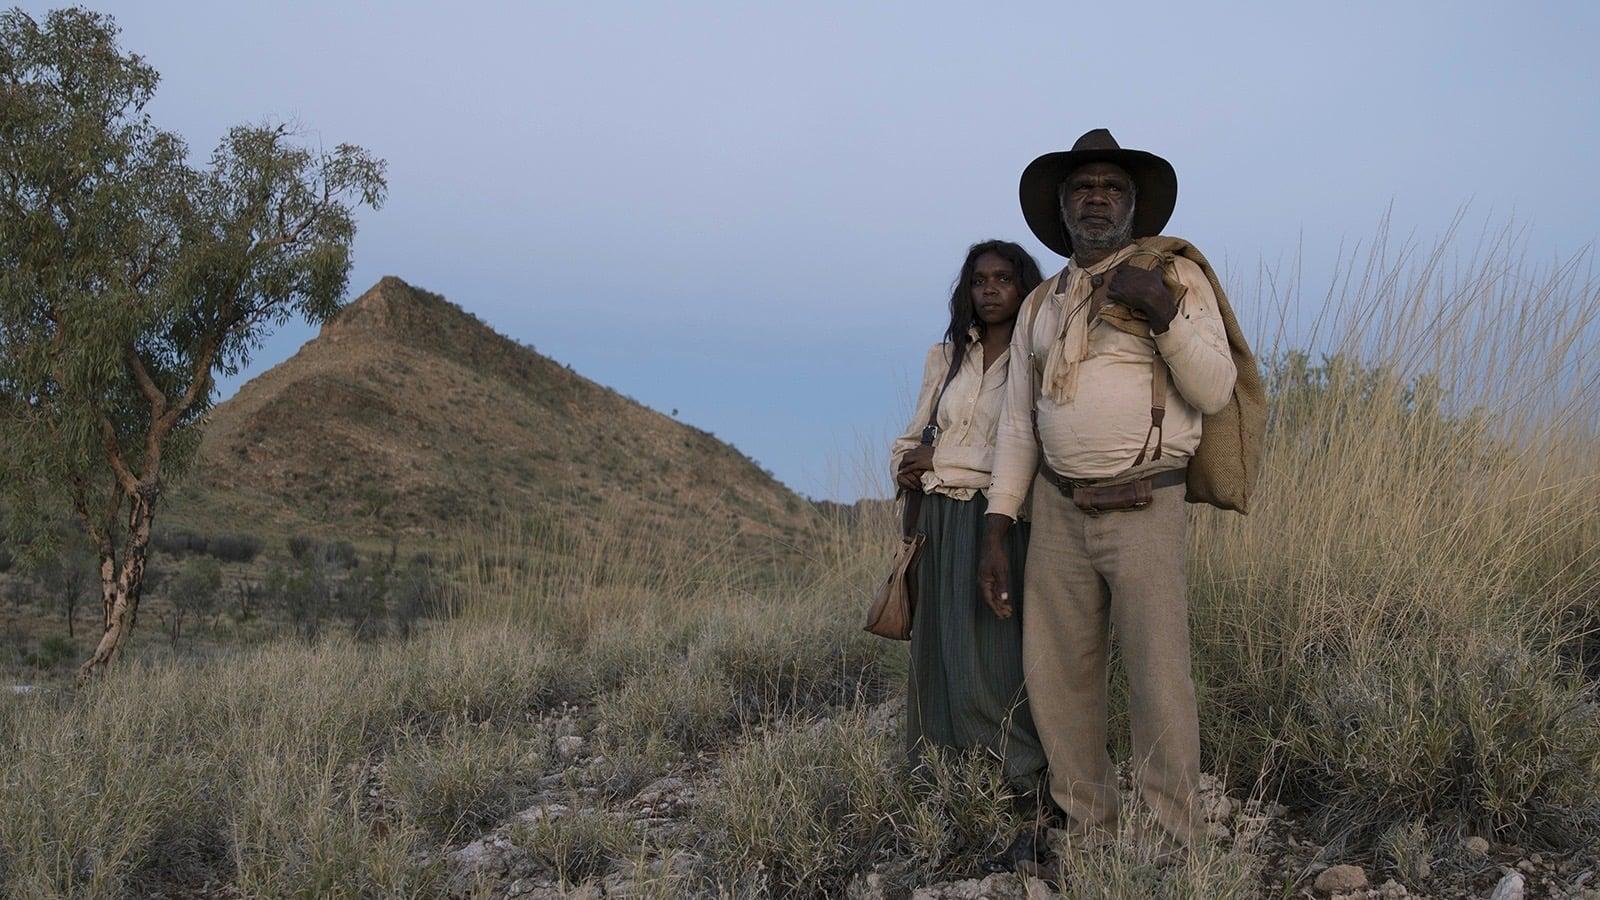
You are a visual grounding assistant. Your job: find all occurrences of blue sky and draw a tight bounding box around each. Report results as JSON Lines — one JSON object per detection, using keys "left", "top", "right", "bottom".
{"left": 42, "top": 1, "right": 1600, "bottom": 500}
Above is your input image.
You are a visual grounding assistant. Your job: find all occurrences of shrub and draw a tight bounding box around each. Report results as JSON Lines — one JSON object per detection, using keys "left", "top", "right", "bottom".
{"left": 27, "top": 634, "right": 77, "bottom": 670}
{"left": 286, "top": 534, "right": 316, "bottom": 563}
{"left": 205, "top": 533, "right": 262, "bottom": 564}
{"left": 700, "top": 611, "right": 889, "bottom": 721}
{"left": 594, "top": 654, "right": 735, "bottom": 754}
{"left": 1045, "top": 827, "right": 1263, "bottom": 900}
{"left": 701, "top": 714, "right": 906, "bottom": 897}
{"left": 390, "top": 561, "right": 441, "bottom": 638}
{"left": 397, "top": 628, "right": 575, "bottom": 728}
{"left": 509, "top": 808, "right": 635, "bottom": 886}
{"left": 1265, "top": 640, "right": 1600, "bottom": 845}
{"left": 700, "top": 712, "right": 1044, "bottom": 896}
{"left": 386, "top": 724, "right": 547, "bottom": 844}
{"left": 335, "top": 556, "right": 390, "bottom": 641}
{"left": 150, "top": 529, "right": 262, "bottom": 564}
{"left": 34, "top": 545, "right": 96, "bottom": 638}
{"left": 286, "top": 535, "right": 358, "bottom": 569}
{"left": 151, "top": 528, "right": 202, "bottom": 557}
{"left": 2, "top": 576, "right": 33, "bottom": 609}
{"left": 264, "top": 560, "right": 333, "bottom": 642}
{"left": 326, "top": 540, "right": 359, "bottom": 569}
{"left": 228, "top": 756, "right": 445, "bottom": 897}
{"left": 165, "top": 557, "right": 223, "bottom": 645}
{"left": 586, "top": 733, "right": 678, "bottom": 802}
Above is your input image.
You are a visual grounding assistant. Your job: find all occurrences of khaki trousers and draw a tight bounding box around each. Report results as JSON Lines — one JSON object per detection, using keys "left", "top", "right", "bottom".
{"left": 1022, "top": 473, "right": 1201, "bottom": 848}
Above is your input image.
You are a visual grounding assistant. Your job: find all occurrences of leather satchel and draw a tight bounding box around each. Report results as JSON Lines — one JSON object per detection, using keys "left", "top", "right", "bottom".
{"left": 864, "top": 347, "right": 964, "bottom": 640}
{"left": 863, "top": 525, "right": 923, "bottom": 640}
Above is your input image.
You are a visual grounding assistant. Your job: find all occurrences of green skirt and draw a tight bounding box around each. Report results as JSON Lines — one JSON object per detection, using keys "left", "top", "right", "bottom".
{"left": 905, "top": 491, "right": 1046, "bottom": 793}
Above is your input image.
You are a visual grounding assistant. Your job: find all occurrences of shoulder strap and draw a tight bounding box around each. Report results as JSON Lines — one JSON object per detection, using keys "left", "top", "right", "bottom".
{"left": 1023, "top": 272, "right": 1068, "bottom": 446}
{"left": 1130, "top": 352, "right": 1167, "bottom": 467}
{"left": 900, "top": 342, "right": 967, "bottom": 538}
{"left": 1023, "top": 271, "right": 1067, "bottom": 397}
{"left": 921, "top": 341, "right": 967, "bottom": 438}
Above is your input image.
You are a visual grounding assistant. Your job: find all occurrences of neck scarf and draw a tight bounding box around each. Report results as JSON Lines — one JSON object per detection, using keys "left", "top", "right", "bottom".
{"left": 1040, "top": 244, "right": 1138, "bottom": 404}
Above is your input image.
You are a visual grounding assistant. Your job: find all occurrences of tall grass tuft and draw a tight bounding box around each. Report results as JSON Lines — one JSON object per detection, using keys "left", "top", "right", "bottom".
{"left": 1189, "top": 218, "right": 1600, "bottom": 846}
{"left": 0, "top": 630, "right": 565, "bottom": 897}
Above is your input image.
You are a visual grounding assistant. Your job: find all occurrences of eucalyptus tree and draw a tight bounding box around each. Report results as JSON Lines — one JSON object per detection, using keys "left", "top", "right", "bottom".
{"left": 0, "top": 8, "right": 386, "bottom": 679}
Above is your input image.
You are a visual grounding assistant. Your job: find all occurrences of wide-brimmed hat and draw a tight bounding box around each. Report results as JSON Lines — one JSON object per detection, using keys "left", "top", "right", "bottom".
{"left": 1019, "top": 128, "right": 1177, "bottom": 258}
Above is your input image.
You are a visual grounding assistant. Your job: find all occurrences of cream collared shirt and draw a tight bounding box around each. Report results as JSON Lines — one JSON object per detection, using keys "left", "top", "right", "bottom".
{"left": 986, "top": 244, "right": 1237, "bottom": 521}
{"left": 890, "top": 332, "right": 1010, "bottom": 501}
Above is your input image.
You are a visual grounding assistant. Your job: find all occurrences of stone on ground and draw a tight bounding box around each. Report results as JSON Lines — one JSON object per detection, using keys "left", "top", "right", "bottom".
{"left": 1314, "top": 863, "right": 1369, "bottom": 894}
{"left": 1488, "top": 870, "right": 1525, "bottom": 900}
{"left": 911, "top": 873, "right": 1028, "bottom": 900}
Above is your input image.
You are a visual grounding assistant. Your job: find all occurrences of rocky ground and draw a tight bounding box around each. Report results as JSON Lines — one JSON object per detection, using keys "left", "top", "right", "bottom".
{"left": 433, "top": 701, "right": 1599, "bottom": 899}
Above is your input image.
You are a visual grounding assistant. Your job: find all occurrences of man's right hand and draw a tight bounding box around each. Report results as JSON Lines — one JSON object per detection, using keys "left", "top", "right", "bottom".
{"left": 977, "top": 514, "right": 1014, "bottom": 619}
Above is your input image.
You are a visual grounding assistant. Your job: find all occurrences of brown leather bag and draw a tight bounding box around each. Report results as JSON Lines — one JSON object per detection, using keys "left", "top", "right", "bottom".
{"left": 863, "top": 526, "right": 924, "bottom": 640}
{"left": 864, "top": 347, "right": 963, "bottom": 640}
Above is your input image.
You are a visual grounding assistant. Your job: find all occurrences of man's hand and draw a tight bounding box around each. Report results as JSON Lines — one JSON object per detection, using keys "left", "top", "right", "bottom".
{"left": 896, "top": 445, "right": 934, "bottom": 490}
{"left": 1107, "top": 263, "right": 1177, "bottom": 333}
{"left": 977, "top": 514, "right": 1014, "bottom": 619}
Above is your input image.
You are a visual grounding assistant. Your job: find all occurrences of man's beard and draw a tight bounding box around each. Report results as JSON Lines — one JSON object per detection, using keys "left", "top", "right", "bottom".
{"left": 1064, "top": 210, "right": 1134, "bottom": 257}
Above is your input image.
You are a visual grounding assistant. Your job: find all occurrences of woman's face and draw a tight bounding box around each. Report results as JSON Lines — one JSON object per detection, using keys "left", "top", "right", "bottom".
{"left": 970, "top": 251, "right": 1023, "bottom": 326}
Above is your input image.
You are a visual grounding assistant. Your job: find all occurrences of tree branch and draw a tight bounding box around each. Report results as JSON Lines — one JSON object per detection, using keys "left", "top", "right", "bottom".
{"left": 69, "top": 475, "right": 118, "bottom": 563}
{"left": 150, "top": 327, "right": 220, "bottom": 446}
{"left": 98, "top": 416, "right": 142, "bottom": 496}
{"left": 127, "top": 234, "right": 168, "bottom": 290}
{"left": 124, "top": 344, "right": 167, "bottom": 414}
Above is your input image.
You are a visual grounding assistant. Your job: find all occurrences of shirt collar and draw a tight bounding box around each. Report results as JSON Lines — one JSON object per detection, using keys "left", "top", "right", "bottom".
{"left": 1066, "top": 242, "right": 1140, "bottom": 278}
{"left": 961, "top": 327, "right": 1009, "bottom": 369}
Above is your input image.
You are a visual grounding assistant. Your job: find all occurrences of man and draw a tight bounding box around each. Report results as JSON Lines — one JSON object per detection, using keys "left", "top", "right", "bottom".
{"left": 978, "top": 129, "right": 1238, "bottom": 856}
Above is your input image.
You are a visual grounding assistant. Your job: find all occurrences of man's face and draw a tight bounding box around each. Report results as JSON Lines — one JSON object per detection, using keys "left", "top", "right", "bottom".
{"left": 1059, "top": 161, "right": 1135, "bottom": 255}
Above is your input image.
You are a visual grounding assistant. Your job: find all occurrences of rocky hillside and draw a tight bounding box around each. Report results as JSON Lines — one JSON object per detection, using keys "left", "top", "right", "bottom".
{"left": 167, "top": 276, "right": 806, "bottom": 548}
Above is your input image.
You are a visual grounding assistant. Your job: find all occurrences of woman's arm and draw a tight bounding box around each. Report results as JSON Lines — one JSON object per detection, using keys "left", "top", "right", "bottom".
{"left": 889, "top": 344, "right": 947, "bottom": 489}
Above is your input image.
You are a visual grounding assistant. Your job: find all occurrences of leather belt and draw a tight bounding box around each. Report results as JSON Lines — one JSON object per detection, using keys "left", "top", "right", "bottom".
{"left": 1039, "top": 463, "right": 1187, "bottom": 498}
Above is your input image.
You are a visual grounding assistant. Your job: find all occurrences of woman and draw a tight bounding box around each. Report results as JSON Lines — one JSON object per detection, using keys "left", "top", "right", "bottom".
{"left": 889, "top": 239, "right": 1050, "bottom": 867}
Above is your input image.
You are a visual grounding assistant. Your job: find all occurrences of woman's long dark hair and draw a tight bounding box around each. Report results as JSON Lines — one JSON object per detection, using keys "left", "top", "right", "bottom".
{"left": 943, "top": 240, "right": 1043, "bottom": 377}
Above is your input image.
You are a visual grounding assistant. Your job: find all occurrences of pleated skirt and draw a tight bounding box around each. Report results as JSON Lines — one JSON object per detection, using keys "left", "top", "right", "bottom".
{"left": 905, "top": 490, "right": 1047, "bottom": 793}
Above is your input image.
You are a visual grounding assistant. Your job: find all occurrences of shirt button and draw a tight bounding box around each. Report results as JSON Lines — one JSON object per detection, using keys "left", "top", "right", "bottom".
{"left": 1091, "top": 274, "right": 1104, "bottom": 287}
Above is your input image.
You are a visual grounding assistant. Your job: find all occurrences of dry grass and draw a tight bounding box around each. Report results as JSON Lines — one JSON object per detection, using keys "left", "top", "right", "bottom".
{"left": 1188, "top": 219, "right": 1600, "bottom": 846}
{"left": 0, "top": 220, "right": 1596, "bottom": 898}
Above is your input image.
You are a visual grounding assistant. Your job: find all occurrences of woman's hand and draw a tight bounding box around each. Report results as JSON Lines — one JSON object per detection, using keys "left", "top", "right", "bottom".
{"left": 896, "top": 445, "right": 934, "bottom": 490}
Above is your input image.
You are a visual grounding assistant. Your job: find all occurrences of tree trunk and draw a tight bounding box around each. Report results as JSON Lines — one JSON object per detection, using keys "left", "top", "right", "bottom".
{"left": 79, "top": 579, "right": 140, "bottom": 680}
{"left": 78, "top": 492, "right": 155, "bottom": 682}
{"left": 98, "top": 553, "right": 117, "bottom": 631}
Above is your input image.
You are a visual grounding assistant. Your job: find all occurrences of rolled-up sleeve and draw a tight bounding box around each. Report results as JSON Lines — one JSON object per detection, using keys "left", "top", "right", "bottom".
{"left": 1154, "top": 258, "right": 1236, "bottom": 416}
{"left": 985, "top": 294, "right": 1044, "bottom": 520}
{"left": 888, "top": 344, "right": 945, "bottom": 487}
